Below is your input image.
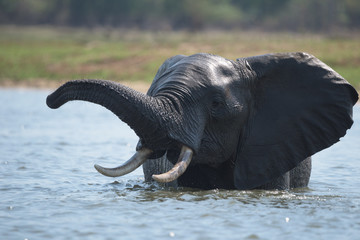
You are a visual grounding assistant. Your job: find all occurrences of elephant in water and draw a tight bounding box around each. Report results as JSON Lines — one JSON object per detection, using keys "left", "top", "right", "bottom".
{"left": 47, "top": 52, "right": 358, "bottom": 190}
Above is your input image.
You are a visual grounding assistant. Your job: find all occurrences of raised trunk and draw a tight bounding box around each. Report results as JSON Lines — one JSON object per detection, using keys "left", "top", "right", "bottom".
{"left": 47, "top": 79, "right": 197, "bottom": 183}
{"left": 46, "top": 79, "right": 167, "bottom": 148}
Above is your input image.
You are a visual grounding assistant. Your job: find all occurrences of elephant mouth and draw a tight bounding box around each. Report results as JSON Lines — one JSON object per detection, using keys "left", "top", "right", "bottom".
{"left": 94, "top": 145, "right": 193, "bottom": 183}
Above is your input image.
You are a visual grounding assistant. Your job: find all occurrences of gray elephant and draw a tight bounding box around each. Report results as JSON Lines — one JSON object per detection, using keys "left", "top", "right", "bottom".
{"left": 47, "top": 52, "right": 358, "bottom": 190}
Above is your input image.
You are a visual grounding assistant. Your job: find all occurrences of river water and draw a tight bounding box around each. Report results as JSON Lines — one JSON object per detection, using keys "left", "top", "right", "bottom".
{"left": 0, "top": 88, "right": 359, "bottom": 240}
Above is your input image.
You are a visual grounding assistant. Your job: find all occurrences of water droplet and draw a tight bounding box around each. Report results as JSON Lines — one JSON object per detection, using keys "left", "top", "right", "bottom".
{"left": 169, "top": 232, "right": 175, "bottom": 237}
{"left": 285, "top": 217, "right": 290, "bottom": 222}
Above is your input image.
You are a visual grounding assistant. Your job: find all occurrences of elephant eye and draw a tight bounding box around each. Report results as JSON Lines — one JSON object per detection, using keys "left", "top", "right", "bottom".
{"left": 212, "top": 101, "right": 221, "bottom": 109}
{"left": 210, "top": 93, "right": 225, "bottom": 116}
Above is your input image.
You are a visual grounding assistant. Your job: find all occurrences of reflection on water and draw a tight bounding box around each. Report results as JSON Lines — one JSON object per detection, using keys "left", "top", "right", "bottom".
{"left": 0, "top": 89, "right": 359, "bottom": 240}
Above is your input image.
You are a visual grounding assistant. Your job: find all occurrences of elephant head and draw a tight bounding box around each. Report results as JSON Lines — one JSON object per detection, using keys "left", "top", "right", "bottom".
{"left": 47, "top": 52, "right": 358, "bottom": 190}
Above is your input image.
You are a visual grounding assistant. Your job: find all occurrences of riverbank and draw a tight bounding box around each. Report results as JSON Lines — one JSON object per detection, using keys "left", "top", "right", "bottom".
{"left": 1, "top": 26, "right": 359, "bottom": 92}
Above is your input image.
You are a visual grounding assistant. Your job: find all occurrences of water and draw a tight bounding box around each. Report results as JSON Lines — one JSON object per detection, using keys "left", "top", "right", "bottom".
{"left": 1, "top": 88, "right": 359, "bottom": 240}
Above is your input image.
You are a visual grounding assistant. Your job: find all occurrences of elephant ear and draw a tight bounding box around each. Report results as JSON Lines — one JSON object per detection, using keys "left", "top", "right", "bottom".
{"left": 234, "top": 52, "right": 358, "bottom": 190}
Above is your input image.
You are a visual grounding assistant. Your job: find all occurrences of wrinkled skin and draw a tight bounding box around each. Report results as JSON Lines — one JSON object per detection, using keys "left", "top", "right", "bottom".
{"left": 47, "top": 52, "right": 358, "bottom": 190}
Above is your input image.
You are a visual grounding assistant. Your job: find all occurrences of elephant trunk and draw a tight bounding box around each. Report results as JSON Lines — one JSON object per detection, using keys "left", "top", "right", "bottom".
{"left": 46, "top": 79, "right": 167, "bottom": 148}
{"left": 47, "top": 79, "right": 193, "bottom": 183}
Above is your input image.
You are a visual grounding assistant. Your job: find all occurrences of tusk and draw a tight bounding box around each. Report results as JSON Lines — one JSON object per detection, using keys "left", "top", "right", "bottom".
{"left": 152, "top": 146, "right": 193, "bottom": 183}
{"left": 94, "top": 148, "right": 152, "bottom": 177}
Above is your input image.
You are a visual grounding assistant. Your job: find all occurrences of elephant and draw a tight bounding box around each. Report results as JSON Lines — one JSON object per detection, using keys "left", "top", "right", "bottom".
{"left": 46, "top": 52, "right": 358, "bottom": 190}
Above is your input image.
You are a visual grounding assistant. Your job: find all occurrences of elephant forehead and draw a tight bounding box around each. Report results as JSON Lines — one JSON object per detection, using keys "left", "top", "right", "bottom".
{"left": 170, "top": 60, "right": 236, "bottom": 87}
{"left": 149, "top": 53, "right": 239, "bottom": 95}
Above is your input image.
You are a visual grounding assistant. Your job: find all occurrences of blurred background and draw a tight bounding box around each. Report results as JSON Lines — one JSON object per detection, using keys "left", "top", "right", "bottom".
{"left": 0, "top": 0, "right": 359, "bottom": 90}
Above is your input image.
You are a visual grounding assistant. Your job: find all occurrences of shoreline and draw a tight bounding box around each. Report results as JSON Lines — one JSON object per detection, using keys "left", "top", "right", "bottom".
{"left": 0, "top": 79, "right": 151, "bottom": 93}
{"left": 1, "top": 79, "right": 358, "bottom": 103}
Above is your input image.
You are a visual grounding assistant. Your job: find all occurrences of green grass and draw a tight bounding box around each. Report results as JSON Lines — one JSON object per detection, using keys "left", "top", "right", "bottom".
{"left": 0, "top": 26, "right": 359, "bottom": 90}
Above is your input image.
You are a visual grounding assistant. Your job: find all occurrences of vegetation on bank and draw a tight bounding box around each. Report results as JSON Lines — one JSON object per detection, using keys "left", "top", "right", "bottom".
{"left": 0, "top": 26, "right": 359, "bottom": 90}
{"left": 1, "top": 0, "right": 359, "bottom": 32}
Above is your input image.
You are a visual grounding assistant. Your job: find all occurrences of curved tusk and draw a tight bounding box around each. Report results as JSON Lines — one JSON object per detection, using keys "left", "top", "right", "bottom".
{"left": 94, "top": 148, "right": 152, "bottom": 177}
{"left": 152, "top": 146, "right": 193, "bottom": 183}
